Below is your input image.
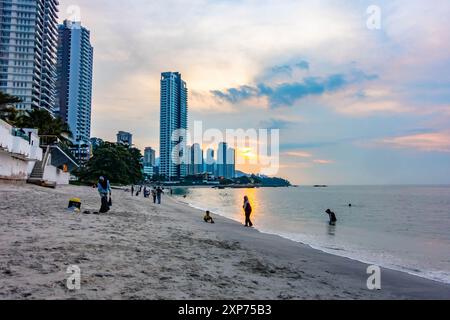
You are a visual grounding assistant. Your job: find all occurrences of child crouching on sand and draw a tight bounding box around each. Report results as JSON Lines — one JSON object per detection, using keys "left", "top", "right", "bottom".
{"left": 204, "top": 211, "right": 215, "bottom": 224}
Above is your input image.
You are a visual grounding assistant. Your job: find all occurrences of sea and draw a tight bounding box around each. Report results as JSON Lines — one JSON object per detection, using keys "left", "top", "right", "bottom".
{"left": 173, "top": 185, "right": 450, "bottom": 284}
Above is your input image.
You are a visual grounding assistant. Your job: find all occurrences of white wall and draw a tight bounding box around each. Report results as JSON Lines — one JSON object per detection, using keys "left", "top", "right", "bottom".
{"left": 0, "top": 152, "right": 28, "bottom": 181}
{"left": 43, "top": 165, "right": 70, "bottom": 185}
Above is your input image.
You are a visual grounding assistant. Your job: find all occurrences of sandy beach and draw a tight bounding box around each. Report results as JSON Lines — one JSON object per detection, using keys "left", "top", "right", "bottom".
{"left": 0, "top": 182, "right": 449, "bottom": 300}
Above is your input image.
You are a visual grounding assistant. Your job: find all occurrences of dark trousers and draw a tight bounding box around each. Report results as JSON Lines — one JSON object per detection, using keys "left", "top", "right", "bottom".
{"left": 152, "top": 196, "right": 156, "bottom": 203}
{"left": 245, "top": 213, "right": 253, "bottom": 227}
{"left": 100, "top": 196, "right": 110, "bottom": 213}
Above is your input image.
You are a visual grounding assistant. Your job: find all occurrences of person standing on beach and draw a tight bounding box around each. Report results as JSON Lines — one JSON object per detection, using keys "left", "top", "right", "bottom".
{"left": 151, "top": 188, "right": 157, "bottom": 203}
{"left": 98, "top": 176, "right": 112, "bottom": 213}
{"left": 243, "top": 196, "right": 253, "bottom": 227}
{"left": 131, "top": 185, "right": 134, "bottom": 196}
{"left": 156, "top": 186, "right": 164, "bottom": 204}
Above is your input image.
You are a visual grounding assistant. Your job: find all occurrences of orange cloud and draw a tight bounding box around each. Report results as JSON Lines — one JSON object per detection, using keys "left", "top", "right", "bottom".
{"left": 313, "top": 159, "right": 334, "bottom": 164}
{"left": 284, "top": 151, "right": 313, "bottom": 158}
{"left": 379, "top": 132, "right": 450, "bottom": 153}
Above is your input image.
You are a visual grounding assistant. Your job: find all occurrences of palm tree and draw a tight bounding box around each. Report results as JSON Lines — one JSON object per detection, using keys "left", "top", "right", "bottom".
{"left": 17, "top": 109, "right": 73, "bottom": 145}
{"left": 0, "top": 91, "right": 21, "bottom": 125}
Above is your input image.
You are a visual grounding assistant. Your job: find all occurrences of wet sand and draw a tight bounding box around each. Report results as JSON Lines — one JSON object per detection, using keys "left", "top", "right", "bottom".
{"left": 0, "top": 183, "right": 449, "bottom": 300}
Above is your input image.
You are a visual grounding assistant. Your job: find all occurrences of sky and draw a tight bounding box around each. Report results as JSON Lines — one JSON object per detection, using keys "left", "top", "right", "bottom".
{"left": 59, "top": 0, "right": 450, "bottom": 185}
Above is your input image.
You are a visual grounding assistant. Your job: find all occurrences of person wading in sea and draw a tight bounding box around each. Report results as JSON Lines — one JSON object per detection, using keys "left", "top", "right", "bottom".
{"left": 243, "top": 196, "right": 253, "bottom": 227}
{"left": 325, "top": 209, "right": 337, "bottom": 226}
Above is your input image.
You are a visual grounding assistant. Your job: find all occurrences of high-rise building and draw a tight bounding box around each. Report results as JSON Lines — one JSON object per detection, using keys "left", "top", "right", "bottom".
{"left": 90, "top": 137, "right": 103, "bottom": 149}
{"left": 216, "top": 142, "right": 236, "bottom": 179}
{"left": 0, "top": 0, "right": 60, "bottom": 112}
{"left": 187, "top": 143, "right": 203, "bottom": 175}
{"left": 159, "top": 72, "right": 188, "bottom": 181}
{"left": 117, "top": 131, "right": 132, "bottom": 146}
{"left": 216, "top": 142, "right": 227, "bottom": 178}
{"left": 56, "top": 20, "right": 93, "bottom": 147}
{"left": 227, "top": 147, "right": 236, "bottom": 179}
{"left": 205, "top": 148, "right": 215, "bottom": 175}
{"left": 144, "top": 147, "right": 156, "bottom": 167}
{"left": 143, "top": 147, "right": 156, "bottom": 179}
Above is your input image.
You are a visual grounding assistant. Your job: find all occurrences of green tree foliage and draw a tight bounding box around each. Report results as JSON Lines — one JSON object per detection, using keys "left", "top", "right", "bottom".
{"left": 0, "top": 91, "right": 21, "bottom": 125}
{"left": 76, "top": 142, "right": 143, "bottom": 185}
{"left": 16, "top": 109, "right": 72, "bottom": 141}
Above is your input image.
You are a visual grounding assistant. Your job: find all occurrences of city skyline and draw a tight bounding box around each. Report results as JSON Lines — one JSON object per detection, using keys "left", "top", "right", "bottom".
{"left": 37, "top": 1, "right": 450, "bottom": 184}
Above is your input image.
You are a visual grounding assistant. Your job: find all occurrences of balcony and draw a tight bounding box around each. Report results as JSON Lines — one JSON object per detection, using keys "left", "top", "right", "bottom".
{"left": 0, "top": 119, "right": 43, "bottom": 161}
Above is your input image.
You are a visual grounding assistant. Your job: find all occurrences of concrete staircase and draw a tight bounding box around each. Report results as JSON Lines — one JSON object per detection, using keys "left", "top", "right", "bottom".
{"left": 27, "top": 160, "right": 56, "bottom": 188}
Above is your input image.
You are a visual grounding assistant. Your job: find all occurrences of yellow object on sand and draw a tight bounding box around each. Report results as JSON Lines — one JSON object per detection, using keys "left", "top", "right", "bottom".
{"left": 68, "top": 198, "right": 82, "bottom": 210}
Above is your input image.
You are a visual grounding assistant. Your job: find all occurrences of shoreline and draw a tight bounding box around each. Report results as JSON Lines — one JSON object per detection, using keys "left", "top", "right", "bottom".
{"left": 169, "top": 196, "right": 450, "bottom": 299}
{"left": 1, "top": 183, "right": 449, "bottom": 300}
{"left": 177, "top": 197, "right": 450, "bottom": 285}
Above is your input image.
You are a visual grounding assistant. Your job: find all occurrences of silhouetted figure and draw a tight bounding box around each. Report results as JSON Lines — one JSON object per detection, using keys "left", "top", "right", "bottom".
{"left": 204, "top": 211, "right": 215, "bottom": 224}
{"left": 151, "top": 188, "right": 157, "bottom": 203}
{"left": 156, "top": 187, "right": 164, "bottom": 204}
{"left": 325, "top": 209, "right": 337, "bottom": 226}
{"left": 131, "top": 185, "right": 134, "bottom": 196}
{"left": 97, "top": 176, "right": 111, "bottom": 213}
{"left": 243, "top": 196, "right": 253, "bottom": 227}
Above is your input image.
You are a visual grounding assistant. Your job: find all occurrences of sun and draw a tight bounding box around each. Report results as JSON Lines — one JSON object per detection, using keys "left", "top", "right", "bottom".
{"left": 240, "top": 148, "right": 256, "bottom": 159}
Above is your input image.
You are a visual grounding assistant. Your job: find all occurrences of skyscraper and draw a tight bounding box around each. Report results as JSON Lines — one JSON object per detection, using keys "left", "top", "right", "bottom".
{"left": 205, "top": 148, "right": 215, "bottom": 175}
{"left": 159, "top": 72, "right": 188, "bottom": 181}
{"left": 0, "top": 0, "right": 60, "bottom": 112}
{"left": 117, "top": 131, "right": 133, "bottom": 146}
{"left": 56, "top": 20, "right": 94, "bottom": 147}
{"left": 188, "top": 143, "right": 203, "bottom": 175}
{"left": 144, "top": 147, "right": 156, "bottom": 167}
{"left": 216, "top": 142, "right": 236, "bottom": 179}
{"left": 227, "top": 147, "right": 236, "bottom": 179}
{"left": 216, "top": 142, "right": 227, "bottom": 178}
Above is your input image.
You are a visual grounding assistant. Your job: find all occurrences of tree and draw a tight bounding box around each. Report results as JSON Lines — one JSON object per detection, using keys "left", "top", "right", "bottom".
{"left": 0, "top": 91, "right": 21, "bottom": 125}
{"left": 76, "top": 142, "right": 143, "bottom": 185}
{"left": 16, "top": 108, "right": 72, "bottom": 143}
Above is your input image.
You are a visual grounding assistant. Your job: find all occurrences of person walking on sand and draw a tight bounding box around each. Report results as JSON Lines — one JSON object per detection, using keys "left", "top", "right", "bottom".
{"left": 97, "top": 176, "right": 112, "bottom": 213}
{"left": 243, "top": 196, "right": 253, "bottom": 227}
{"left": 156, "top": 186, "right": 164, "bottom": 204}
{"left": 151, "top": 188, "right": 157, "bottom": 204}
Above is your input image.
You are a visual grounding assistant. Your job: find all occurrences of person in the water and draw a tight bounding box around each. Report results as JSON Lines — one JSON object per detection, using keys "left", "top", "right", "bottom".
{"left": 203, "top": 211, "right": 215, "bottom": 224}
{"left": 325, "top": 209, "right": 337, "bottom": 226}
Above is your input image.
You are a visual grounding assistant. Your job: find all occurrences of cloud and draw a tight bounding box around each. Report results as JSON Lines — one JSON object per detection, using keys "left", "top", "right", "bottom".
{"left": 283, "top": 151, "right": 313, "bottom": 158}
{"left": 296, "top": 61, "right": 310, "bottom": 70}
{"left": 269, "top": 60, "right": 310, "bottom": 77}
{"left": 211, "top": 85, "right": 259, "bottom": 104}
{"left": 258, "top": 118, "right": 294, "bottom": 129}
{"left": 377, "top": 132, "right": 450, "bottom": 153}
{"left": 313, "top": 159, "right": 334, "bottom": 164}
{"left": 211, "top": 74, "right": 342, "bottom": 108}
{"left": 211, "top": 65, "right": 377, "bottom": 108}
